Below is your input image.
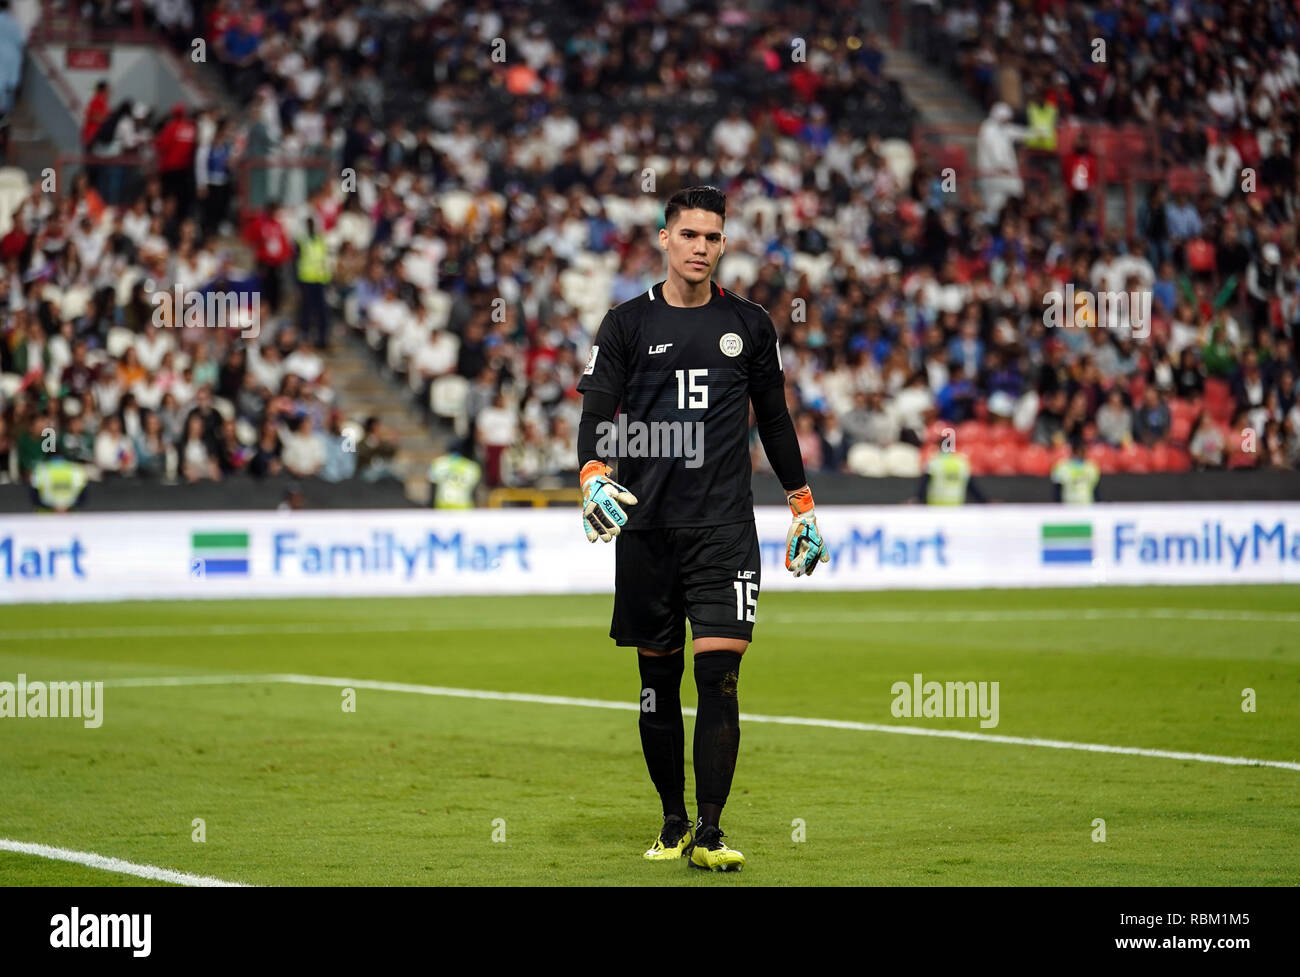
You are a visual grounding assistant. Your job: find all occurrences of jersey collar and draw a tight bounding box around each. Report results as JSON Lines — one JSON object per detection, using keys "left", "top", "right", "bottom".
{"left": 649, "top": 280, "right": 723, "bottom": 303}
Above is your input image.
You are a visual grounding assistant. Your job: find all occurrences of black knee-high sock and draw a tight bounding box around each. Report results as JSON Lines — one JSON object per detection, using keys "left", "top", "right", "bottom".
{"left": 638, "top": 651, "right": 687, "bottom": 820}
{"left": 694, "top": 650, "right": 743, "bottom": 829}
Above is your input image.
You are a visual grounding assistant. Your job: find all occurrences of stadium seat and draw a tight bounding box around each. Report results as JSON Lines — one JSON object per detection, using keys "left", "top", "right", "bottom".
{"left": 1117, "top": 442, "right": 1152, "bottom": 473}
{"left": 1203, "top": 378, "right": 1234, "bottom": 423}
{"left": 883, "top": 442, "right": 922, "bottom": 478}
{"left": 1086, "top": 442, "right": 1120, "bottom": 475}
{"left": 956, "top": 419, "right": 988, "bottom": 447}
{"left": 984, "top": 443, "right": 1019, "bottom": 476}
{"left": 1016, "top": 443, "right": 1053, "bottom": 477}
{"left": 846, "top": 442, "right": 887, "bottom": 477}
{"left": 985, "top": 421, "right": 1022, "bottom": 447}
{"left": 1169, "top": 412, "right": 1194, "bottom": 446}
{"left": 1151, "top": 443, "right": 1192, "bottom": 472}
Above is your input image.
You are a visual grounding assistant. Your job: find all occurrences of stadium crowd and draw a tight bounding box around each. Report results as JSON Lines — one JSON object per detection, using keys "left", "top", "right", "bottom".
{"left": 3, "top": 0, "right": 1299, "bottom": 501}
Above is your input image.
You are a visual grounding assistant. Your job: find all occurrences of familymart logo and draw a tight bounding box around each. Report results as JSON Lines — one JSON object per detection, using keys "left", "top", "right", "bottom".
{"left": 191, "top": 531, "right": 250, "bottom": 577}
{"left": 1041, "top": 523, "right": 1093, "bottom": 564}
{"left": 0, "top": 674, "right": 103, "bottom": 728}
{"left": 152, "top": 285, "right": 261, "bottom": 340}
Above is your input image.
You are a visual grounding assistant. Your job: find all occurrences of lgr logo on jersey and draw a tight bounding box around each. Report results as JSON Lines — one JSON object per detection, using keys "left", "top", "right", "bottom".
{"left": 719, "top": 333, "right": 742, "bottom": 357}
{"left": 648, "top": 343, "right": 673, "bottom": 355}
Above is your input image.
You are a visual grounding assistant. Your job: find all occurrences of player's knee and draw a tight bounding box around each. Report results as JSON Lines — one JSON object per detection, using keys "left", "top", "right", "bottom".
{"left": 694, "top": 648, "right": 743, "bottom": 699}
{"left": 692, "top": 637, "right": 747, "bottom": 656}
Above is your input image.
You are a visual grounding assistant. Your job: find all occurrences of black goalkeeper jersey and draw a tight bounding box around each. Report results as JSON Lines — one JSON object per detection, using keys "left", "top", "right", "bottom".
{"left": 577, "top": 279, "right": 786, "bottom": 529}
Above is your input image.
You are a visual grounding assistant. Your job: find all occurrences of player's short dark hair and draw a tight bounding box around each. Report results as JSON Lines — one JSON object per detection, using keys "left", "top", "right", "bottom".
{"left": 664, "top": 186, "right": 726, "bottom": 228}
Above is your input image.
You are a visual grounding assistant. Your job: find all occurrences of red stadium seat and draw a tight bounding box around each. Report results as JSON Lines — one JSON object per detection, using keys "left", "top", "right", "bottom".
{"left": 1117, "top": 442, "right": 1152, "bottom": 474}
{"left": 1086, "top": 442, "right": 1120, "bottom": 475}
{"left": 985, "top": 443, "right": 1019, "bottom": 476}
{"left": 1169, "top": 397, "right": 1198, "bottom": 425}
{"left": 986, "top": 421, "right": 1020, "bottom": 447}
{"left": 1017, "top": 444, "right": 1053, "bottom": 477}
{"left": 1227, "top": 449, "right": 1259, "bottom": 470}
{"left": 1163, "top": 446, "right": 1192, "bottom": 472}
{"left": 1169, "top": 412, "right": 1194, "bottom": 445}
{"left": 925, "top": 419, "right": 949, "bottom": 445}
{"left": 967, "top": 443, "right": 994, "bottom": 476}
{"left": 1203, "top": 377, "right": 1234, "bottom": 424}
{"left": 956, "top": 419, "right": 989, "bottom": 447}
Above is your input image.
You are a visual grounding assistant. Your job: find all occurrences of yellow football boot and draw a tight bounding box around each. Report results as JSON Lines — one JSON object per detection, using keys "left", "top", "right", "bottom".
{"left": 643, "top": 815, "right": 693, "bottom": 860}
{"left": 688, "top": 824, "right": 745, "bottom": 872}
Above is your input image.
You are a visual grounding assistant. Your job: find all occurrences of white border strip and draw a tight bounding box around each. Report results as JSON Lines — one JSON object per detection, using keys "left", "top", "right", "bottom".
{"left": 104, "top": 673, "right": 1300, "bottom": 773}
{"left": 0, "top": 839, "right": 248, "bottom": 887}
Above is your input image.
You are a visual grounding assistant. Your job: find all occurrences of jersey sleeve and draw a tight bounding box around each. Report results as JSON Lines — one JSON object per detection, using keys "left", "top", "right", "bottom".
{"left": 748, "top": 306, "right": 785, "bottom": 395}
{"left": 576, "top": 309, "right": 627, "bottom": 400}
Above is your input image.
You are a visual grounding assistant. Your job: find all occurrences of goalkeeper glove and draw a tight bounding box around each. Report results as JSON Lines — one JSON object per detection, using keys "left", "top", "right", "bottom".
{"left": 784, "top": 485, "right": 829, "bottom": 577}
{"left": 581, "top": 460, "right": 638, "bottom": 542}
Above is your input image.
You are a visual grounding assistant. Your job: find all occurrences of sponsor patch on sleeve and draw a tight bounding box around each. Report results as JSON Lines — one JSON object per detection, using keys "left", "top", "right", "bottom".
{"left": 583, "top": 344, "right": 600, "bottom": 376}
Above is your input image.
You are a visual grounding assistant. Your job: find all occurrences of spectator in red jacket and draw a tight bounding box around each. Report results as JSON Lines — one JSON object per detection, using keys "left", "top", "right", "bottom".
{"left": 242, "top": 202, "right": 291, "bottom": 315}
{"left": 82, "top": 81, "right": 111, "bottom": 149}
{"left": 1061, "top": 135, "right": 1097, "bottom": 231}
{"left": 155, "top": 103, "right": 198, "bottom": 221}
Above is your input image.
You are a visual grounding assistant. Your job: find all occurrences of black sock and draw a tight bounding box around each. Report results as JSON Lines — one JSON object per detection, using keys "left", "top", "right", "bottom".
{"left": 693, "top": 650, "right": 743, "bottom": 829}
{"left": 638, "top": 651, "right": 687, "bottom": 821}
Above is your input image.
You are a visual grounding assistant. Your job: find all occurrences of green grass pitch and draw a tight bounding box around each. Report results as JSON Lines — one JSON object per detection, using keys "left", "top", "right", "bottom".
{"left": 1, "top": 586, "right": 1297, "bottom": 886}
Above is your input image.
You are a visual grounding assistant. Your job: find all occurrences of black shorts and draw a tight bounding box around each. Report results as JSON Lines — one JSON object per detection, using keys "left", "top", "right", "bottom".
{"left": 611, "top": 520, "right": 761, "bottom": 650}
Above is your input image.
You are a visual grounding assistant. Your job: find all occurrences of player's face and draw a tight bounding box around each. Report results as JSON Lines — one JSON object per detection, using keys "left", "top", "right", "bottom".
{"left": 660, "top": 209, "right": 725, "bottom": 285}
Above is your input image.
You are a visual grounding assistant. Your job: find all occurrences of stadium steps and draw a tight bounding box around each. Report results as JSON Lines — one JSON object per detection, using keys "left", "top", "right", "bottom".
{"left": 6, "top": 99, "right": 60, "bottom": 180}
{"left": 881, "top": 46, "right": 984, "bottom": 145}
{"left": 322, "top": 339, "right": 445, "bottom": 505}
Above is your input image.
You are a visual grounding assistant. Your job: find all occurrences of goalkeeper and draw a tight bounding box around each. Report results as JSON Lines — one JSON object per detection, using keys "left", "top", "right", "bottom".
{"left": 576, "top": 186, "right": 828, "bottom": 872}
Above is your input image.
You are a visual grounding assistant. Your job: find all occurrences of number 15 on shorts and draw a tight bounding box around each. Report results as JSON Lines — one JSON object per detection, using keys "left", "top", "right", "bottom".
{"left": 733, "top": 575, "right": 758, "bottom": 622}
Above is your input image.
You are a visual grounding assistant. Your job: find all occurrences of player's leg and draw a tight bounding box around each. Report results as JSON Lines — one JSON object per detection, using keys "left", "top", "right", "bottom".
{"left": 636, "top": 645, "right": 692, "bottom": 858}
{"left": 679, "top": 521, "right": 760, "bottom": 871}
{"left": 611, "top": 529, "right": 691, "bottom": 858}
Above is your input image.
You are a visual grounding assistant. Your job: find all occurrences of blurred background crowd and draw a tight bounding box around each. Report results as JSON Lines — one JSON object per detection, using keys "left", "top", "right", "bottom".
{"left": 2, "top": 0, "right": 1298, "bottom": 505}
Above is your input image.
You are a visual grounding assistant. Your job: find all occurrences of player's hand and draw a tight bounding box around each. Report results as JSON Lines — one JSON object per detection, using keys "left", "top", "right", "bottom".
{"left": 784, "top": 485, "right": 829, "bottom": 577}
{"left": 581, "top": 460, "right": 637, "bottom": 542}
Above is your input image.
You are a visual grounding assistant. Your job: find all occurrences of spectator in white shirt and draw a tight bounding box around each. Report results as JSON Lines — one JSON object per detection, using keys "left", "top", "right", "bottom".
{"left": 280, "top": 413, "right": 326, "bottom": 476}
{"left": 94, "top": 414, "right": 136, "bottom": 475}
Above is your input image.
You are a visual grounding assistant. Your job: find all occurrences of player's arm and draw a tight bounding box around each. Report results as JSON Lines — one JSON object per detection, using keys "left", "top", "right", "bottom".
{"left": 577, "top": 390, "right": 637, "bottom": 541}
{"left": 747, "top": 305, "right": 828, "bottom": 576}
{"left": 751, "top": 383, "right": 829, "bottom": 576}
{"left": 576, "top": 310, "right": 636, "bottom": 542}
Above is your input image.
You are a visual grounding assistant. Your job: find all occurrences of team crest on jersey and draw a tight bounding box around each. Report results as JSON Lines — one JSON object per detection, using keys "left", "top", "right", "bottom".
{"left": 583, "top": 344, "right": 600, "bottom": 375}
{"left": 719, "top": 333, "right": 743, "bottom": 357}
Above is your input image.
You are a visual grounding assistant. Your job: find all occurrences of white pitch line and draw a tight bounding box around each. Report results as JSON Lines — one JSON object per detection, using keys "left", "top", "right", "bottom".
{"left": 6, "top": 607, "right": 1300, "bottom": 643}
{"left": 0, "top": 839, "right": 248, "bottom": 887}
{"left": 102, "top": 673, "right": 1300, "bottom": 773}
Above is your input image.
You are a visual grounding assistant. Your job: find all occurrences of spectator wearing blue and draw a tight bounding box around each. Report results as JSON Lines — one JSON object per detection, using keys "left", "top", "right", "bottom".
{"left": 320, "top": 412, "right": 357, "bottom": 483}
{"left": 937, "top": 363, "right": 977, "bottom": 423}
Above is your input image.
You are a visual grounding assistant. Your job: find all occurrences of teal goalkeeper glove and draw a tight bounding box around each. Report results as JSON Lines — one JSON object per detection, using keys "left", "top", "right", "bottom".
{"left": 785, "top": 485, "right": 830, "bottom": 577}
{"left": 581, "top": 460, "right": 638, "bottom": 542}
